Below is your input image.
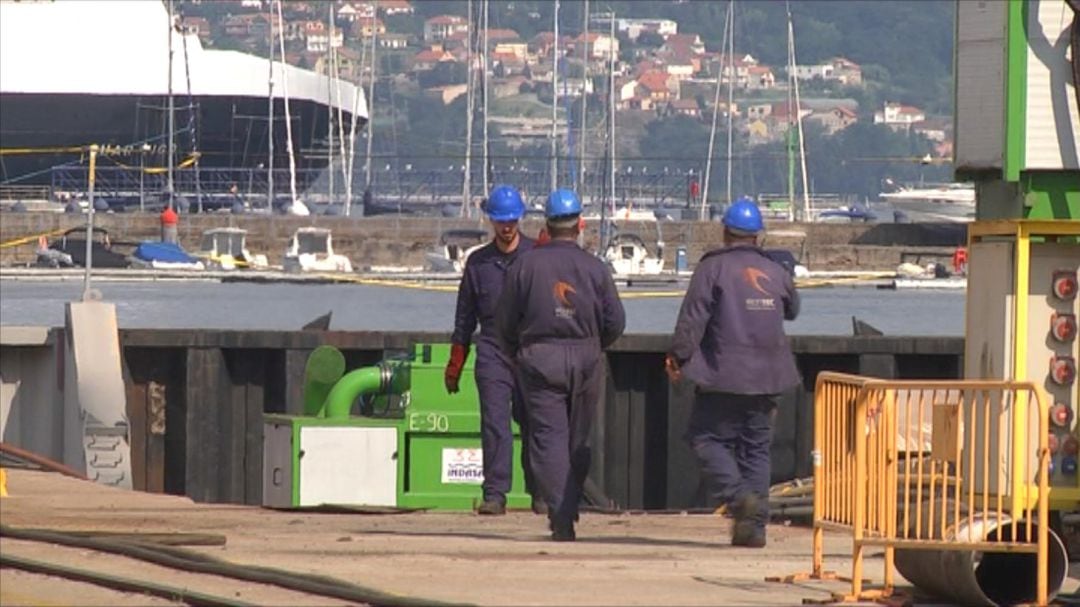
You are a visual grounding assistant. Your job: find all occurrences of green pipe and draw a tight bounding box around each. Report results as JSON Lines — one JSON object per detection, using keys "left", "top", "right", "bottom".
{"left": 303, "top": 345, "right": 346, "bottom": 416}
{"left": 322, "top": 366, "right": 384, "bottom": 419}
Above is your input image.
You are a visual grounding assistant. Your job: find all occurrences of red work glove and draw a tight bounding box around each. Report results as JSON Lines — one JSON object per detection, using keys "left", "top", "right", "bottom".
{"left": 445, "top": 343, "right": 469, "bottom": 394}
{"left": 664, "top": 354, "right": 683, "bottom": 384}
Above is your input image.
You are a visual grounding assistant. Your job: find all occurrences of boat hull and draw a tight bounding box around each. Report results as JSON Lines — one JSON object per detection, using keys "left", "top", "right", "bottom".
{"left": 0, "top": 92, "right": 347, "bottom": 185}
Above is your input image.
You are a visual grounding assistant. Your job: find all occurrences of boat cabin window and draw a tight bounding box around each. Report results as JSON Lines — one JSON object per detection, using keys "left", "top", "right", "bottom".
{"left": 621, "top": 245, "right": 635, "bottom": 260}
{"left": 224, "top": 234, "right": 244, "bottom": 257}
{"left": 297, "top": 233, "right": 329, "bottom": 254}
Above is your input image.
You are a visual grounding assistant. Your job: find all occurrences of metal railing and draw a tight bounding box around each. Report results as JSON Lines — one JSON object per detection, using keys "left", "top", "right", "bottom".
{"left": 783, "top": 372, "right": 1053, "bottom": 605}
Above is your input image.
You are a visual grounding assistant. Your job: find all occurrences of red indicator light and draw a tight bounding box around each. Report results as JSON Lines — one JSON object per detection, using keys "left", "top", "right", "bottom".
{"left": 1050, "top": 356, "right": 1077, "bottom": 386}
{"left": 1051, "top": 314, "right": 1078, "bottom": 343}
{"left": 1053, "top": 271, "right": 1078, "bottom": 301}
{"left": 1051, "top": 403, "right": 1074, "bottom": 427}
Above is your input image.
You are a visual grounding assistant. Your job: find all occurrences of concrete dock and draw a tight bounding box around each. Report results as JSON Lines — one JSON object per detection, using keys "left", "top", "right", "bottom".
{"left": 1, "top": 468, "right": 884, "bottom": 606}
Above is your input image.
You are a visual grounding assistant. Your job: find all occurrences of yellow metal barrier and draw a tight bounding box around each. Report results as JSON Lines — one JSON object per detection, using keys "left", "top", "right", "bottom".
{"left": 782, "top": 372, "right": 1053, "bottom": 605}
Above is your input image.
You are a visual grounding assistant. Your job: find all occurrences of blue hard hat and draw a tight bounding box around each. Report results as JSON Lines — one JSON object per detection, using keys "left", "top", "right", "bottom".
{"left": 722, "top": 196, "right": 764, "bottom": 234}
{"left": 545, "top": 188, "right": 582, "bottom": 219}
{"left": 484, "top": 185, "right": 526, "bottom": 221}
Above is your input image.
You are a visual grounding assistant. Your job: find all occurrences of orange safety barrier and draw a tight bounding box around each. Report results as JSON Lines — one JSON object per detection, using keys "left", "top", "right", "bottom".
{"left": 774, "top": 372, "right": 1052, "bottom": 605}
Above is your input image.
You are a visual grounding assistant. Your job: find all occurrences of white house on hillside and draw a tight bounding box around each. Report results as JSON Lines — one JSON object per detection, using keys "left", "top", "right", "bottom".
{"left": 874, "top": 102, "right": 926, "bottom": 130}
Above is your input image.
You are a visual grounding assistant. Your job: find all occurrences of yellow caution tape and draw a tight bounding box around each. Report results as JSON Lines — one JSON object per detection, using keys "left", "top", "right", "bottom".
{"left": 0, "top": 228, "right": 68, "bottom": 249}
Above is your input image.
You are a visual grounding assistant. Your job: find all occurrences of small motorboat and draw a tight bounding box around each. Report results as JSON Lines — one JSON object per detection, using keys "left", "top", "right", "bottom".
{"left": 129, "top": 241, "right": 205, "bottom": 270}
{"left": 35, "top": 227, "right": 130, "bottom": 268}
{"left": 424, "top": 228, "right": 488, "bottom": 273}
{"left": 197, "top": 228, "right": 269, "bottom": 270}
{"left": 283, "top": 227, "right": 353, "bottom": 273}
{"left": 603, "top": 232, "right": 665, "bottom": 276}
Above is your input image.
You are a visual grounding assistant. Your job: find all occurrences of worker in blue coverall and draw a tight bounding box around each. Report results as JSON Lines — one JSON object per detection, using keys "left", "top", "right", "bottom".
{"left": 445, "top": 185, "right": 538, "bottom": 515}
{"left": 495, "top": 189, "right": 626, "bottom": 541}
{"left": 665, "top": 197, "right": 800, "bottom": 548}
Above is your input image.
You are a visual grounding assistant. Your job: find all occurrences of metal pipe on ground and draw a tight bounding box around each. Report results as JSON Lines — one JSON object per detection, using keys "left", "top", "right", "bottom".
{"left": 894, "top": 514, "right": 1069, "bottom": 607}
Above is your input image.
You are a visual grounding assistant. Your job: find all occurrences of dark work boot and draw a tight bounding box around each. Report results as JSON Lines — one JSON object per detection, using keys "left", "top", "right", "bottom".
{"left": 477, "top": 499, "right": 506, "bottom": 515}
{"left": 731, "top": 520, "right": 767, "bottom": 548}
{"left": 549, "top": 518, "right": 576, "bottom": 542}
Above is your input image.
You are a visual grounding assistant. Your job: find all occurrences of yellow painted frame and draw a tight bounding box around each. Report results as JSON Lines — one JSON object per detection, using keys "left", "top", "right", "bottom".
{"left": 967, "top": 220, "right": 1080, "bottom": 510}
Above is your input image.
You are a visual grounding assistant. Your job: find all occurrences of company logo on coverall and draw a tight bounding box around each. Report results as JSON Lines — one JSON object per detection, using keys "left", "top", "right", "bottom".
{"left": 554, "top": 280, "right": 577, "bottom": 319}
{"left": 742, "top": 267, "right": 776, "bottom": 311}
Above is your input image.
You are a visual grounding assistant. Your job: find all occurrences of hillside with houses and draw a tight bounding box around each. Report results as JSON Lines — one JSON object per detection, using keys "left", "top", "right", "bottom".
{"left": 177, "top": 0, "right": 953, "bottom": 200}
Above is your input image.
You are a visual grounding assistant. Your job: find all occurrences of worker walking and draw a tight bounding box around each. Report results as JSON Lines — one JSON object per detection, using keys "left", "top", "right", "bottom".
{"left": 495, "top": 189, "right": 626, "bottom": 541}
{"left": 445, "top": 185, "right": 537, "bottom": 515}
{"left": 665, "top": 197, "right": 800, "bottom": 548}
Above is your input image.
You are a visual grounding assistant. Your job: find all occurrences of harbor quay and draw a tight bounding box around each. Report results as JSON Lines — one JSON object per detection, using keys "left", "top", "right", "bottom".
{"left": 0, "top": 212, "right": 966, "bottom": 272}
{"left": 0, "top": 327, "right": 972, "bottom": 606}
{"left": 1, "top": 327, "right": 963, "bottom": 508}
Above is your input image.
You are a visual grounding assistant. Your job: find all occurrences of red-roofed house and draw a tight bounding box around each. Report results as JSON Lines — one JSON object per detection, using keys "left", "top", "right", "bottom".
{"left": 424, "top": 15, "right": 468, "bottom": 42}
{"left": 807, "top": 106, "right": 858, "bottom": 134}
{"left": 636, "top": 70, "right": 677, "bottom": 103}
{"left": 494, "top": 41, "right": 528, "bottom": 61}
{"left": 411, "top": 46, "right": 457, "bottom": 72}
{"left": 746, "top": 65, "right": 775, "bottom": 89}
{"left": 485, "top": 28, "right": 522, "bottom": 44}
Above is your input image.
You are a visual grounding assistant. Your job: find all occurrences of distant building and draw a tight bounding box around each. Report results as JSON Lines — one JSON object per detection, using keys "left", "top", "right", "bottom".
{"left": 593, "top": 16, "right": 677, "bottom": 42}
{"left": 572, "top": 32, "right": 619, "bottom": 61}
{"left": 912, "top": 119, "right": 950, "bottom": 142}
{"left": 350, "top": 17, "right": 386, "bottom": 39}
{"left": 806, "top": 106, "right": 858, "bottom": 134}
{"left": 379, "top": 0, "right": 415, "bottom": 16}
{"left": 667, "top": 98, "right": 701, "bottom": 118}
{"left": 338, "top": 3, "right": 375, "bottom": 22}
{"left": 424, "top": 15, "right": 468, "bottom": 43}
{"left": 660, "top": 34, "right": 704, "bottom": 56}
{"left": 379, "top": 33, "right": 410, "bottom": 50}
{"left": 411, "top": 45, "right": 457, "bottom": 72}
{"left": 424, "top": 84, "right": 468, "bottom": 105}
{"left": 793, "top": 57, "right": 863, "bottom": 86}
{"left": 874, "top": 102, "right": 926, "bottom": 130}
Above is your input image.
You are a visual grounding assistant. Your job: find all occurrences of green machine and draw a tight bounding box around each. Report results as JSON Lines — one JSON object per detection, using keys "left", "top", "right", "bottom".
{"left": 262, "top": 343, "right": 532, "bottom": 510}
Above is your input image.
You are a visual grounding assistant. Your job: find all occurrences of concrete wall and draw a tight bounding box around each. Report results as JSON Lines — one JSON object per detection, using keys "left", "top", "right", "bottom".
{"left": 0, "top": 327, "right": 64, "bottom": 462}
{"left": 0, "top": 212, "right": 966, "bottom": 270}
{"left": 1, "top": 326, "right": 965, "bottom": 509}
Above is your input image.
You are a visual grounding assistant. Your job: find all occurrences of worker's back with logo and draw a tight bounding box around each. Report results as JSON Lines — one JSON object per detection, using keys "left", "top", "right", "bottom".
{"left": 497, "top": 240, "right": 625, "bottom": 352}
{"left": 672, "top": 244, "right": 799, "bottom": 395}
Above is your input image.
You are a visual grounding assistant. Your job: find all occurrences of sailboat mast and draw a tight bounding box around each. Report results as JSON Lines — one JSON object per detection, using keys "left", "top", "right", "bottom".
{"left": 166, "top": 0, "right": 175, "bottom": 210}
{"left": 577, "top": 0, "right": 588, "bottom": 197}
{"left": 481, "top": 0, "right": 490, "bottom": 195}
{"left": 788, "top": 8, "right": 811, "bottom": 222}
{"left": 326, "top": 2, "right": 335, "bottom": 207}
{"left": 549, "top": 0, "right": 559, "bottom": 193}
{"left": 725, "top": 2, "right": 735, "bottom": 206}
{"left": 607, "top": 11, "right": 615, "bottom": 219}
{"left": 275, "top": 0, "right": 299, "bottom": 207}
{"left": 461, "top": 0, "right": 474, "bottom": 217}
{"left": 266, "top": 0, "right": 274, "bottom": 210}
{"left": 364, "top": 3, "right": 377, "bottom": 192}
{"left": 701, "top": 0, "right": 733, "bottom": 220}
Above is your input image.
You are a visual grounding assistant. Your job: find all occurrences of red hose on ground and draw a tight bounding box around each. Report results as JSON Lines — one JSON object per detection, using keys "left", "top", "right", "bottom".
{"left": 0, "top": 442, "right": 88, "bottom": 481}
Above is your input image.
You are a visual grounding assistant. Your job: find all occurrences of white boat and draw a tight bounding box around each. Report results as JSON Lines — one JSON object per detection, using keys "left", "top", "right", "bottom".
{"left": 197, "top": 228, "right": 269, "bottom": 270}
{"left": 878, "top": 182, "right": 976, "bottom": 223}
{"left": 604, "top": 233, "right": 665, "bottom": 276}
{"left": 424, "top": 229, "right": 488, "bottom": 273}
{"left": 283, "top": 227, "right": 353, "bottom": 273}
